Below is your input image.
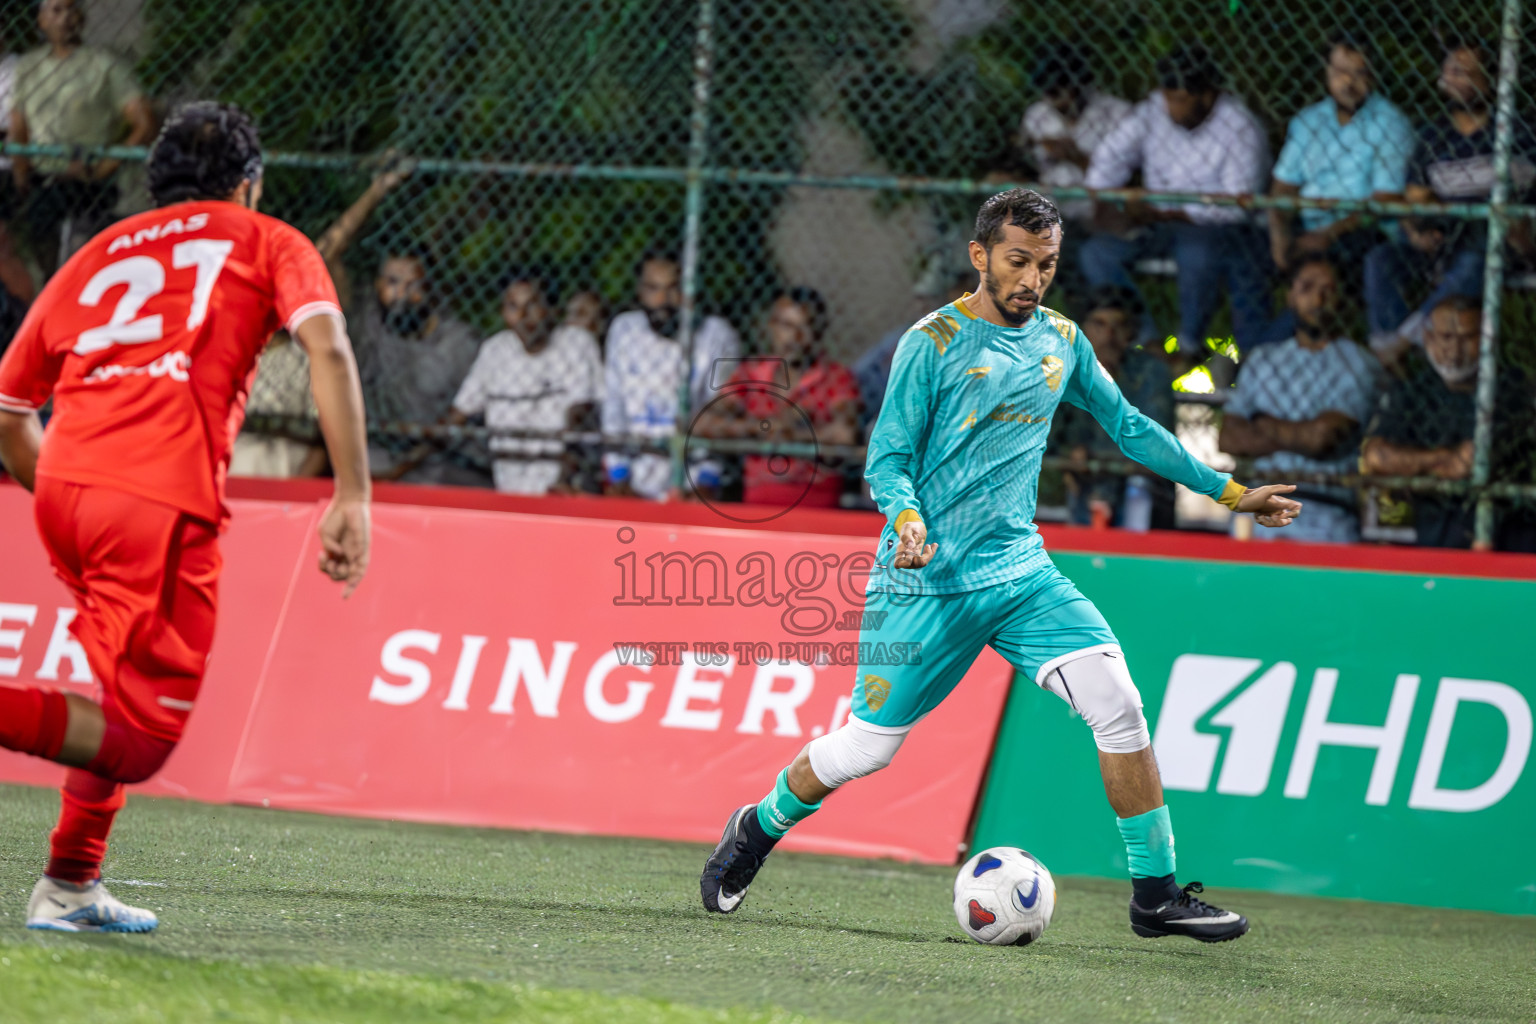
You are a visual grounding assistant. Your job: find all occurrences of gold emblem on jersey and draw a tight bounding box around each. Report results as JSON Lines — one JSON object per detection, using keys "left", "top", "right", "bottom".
{"left": 959, "top": 409, "right": 978, "bottom": 430}
{"left": 964, "top": 366, "right": 992, "bottom": 379}
{"left": 1042, "top": 307, "right": 1076, "bottom": 343}
{"left": 863, "top": 674, "right": 892, "bottom": 711}
{"left": 1041, "top": 354, "right": 1064, "bottom": 391}
{"left": 915, "top": 312, "right": 960, "bottom": 355}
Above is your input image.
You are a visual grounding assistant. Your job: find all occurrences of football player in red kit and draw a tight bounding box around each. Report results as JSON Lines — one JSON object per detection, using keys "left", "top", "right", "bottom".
{"left": 0, "top": 102, "right": 371, "bottom": 932}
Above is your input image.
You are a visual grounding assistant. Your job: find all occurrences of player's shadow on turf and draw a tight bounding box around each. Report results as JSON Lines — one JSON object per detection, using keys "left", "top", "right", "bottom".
{"left": 237, "top": 886, "right": 928, "bottom": 942}
{"left": 1054, "top": 940, "right": 1222, "bottom": 961}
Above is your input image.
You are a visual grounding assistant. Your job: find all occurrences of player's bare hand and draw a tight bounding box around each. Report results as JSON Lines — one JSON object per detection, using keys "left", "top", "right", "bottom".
{"left": 894, "top": 520, "right": 938, "bottom": 569}
{"left": 1237, "top": 483, "right": 1303, "bottom": 529}
{"left": 318, "top": 497, "right": 371, "bottom": 598}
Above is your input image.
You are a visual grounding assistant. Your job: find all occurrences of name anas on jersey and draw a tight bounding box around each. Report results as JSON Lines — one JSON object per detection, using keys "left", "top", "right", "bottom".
{"left": 105, "top": 212, "right": 212, "bottom": 255}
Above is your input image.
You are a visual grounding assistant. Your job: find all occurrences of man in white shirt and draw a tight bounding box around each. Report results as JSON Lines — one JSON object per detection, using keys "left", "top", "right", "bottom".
{"left": 1021, "top": 45, "right": 1131, "bottom": 224}
{"left": 1081, "top": 46, "right": 1271, "bottom": 357}
{"left": 450, "top": 275, "right": 602, "bottom": 495}
{"left": 602, "top": 252, "right": 740, "bottom": 500}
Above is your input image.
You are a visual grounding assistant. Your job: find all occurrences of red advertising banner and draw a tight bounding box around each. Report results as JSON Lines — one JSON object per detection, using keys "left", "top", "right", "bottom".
{"left": 227, "top": 505, "right": 1013, "bottom": 862}
{"left": 0, "top": 485, "right": 1013, "bottom": 864}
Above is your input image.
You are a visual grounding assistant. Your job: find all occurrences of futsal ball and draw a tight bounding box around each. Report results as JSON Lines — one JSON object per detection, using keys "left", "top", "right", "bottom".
{"left": 953, "top": 846, "right": 1056, "bottom": 946}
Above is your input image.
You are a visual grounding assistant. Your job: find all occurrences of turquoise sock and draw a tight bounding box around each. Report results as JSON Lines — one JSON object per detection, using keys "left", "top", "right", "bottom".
{"left": 1117, "top": 805, "right": 1176, "bottom": 879}
{"left": 755, "top": 769, "right": 822, "bottom": 838}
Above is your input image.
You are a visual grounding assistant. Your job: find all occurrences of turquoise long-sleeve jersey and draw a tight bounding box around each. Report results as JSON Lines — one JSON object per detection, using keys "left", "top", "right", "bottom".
{"left": 864, "top": 296, "right": 1241, "bottom": 594}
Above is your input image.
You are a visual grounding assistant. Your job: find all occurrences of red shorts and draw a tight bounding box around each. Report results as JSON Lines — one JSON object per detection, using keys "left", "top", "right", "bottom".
{"left": 33, "top": 477, "right": 220, "bottom": 743}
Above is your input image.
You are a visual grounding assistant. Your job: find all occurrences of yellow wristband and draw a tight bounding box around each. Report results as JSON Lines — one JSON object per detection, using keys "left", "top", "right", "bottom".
{"left": 894, "top": 508, "right": 923, "bottom": 533}
{"left": 1217, "top": 479, "right": 1247, "bottom": 512}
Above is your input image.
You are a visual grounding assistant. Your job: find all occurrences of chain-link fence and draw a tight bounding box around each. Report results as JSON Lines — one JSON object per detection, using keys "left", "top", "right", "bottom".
{"left": 0, "top": 0, "right": 1533, "bottom": 548}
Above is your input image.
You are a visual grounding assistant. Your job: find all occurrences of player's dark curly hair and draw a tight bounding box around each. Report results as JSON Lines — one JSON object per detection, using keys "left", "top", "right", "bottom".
{"left": 146, "top": 101, "right": 263, "bottom": 207}
{"left": 974, "top": 188, "right": 1061, "bottom": 249}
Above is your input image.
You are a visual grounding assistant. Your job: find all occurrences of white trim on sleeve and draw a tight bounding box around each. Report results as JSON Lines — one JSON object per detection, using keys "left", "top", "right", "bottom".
{"left": 285, "top": 300, "right": 343, "bottom": 334}
{"left": 0, "top": 391, "right": 38, "bottom": 413}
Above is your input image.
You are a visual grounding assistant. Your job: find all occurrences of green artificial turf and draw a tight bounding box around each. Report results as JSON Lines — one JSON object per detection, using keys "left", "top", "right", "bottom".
{"left": 0, "top": 784, "right": 1530, "bottom": 1023}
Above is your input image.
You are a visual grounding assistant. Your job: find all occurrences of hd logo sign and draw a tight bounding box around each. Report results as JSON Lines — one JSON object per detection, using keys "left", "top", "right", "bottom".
{"left": 1151, "top": 655, "right": 1533, "bottom": 813}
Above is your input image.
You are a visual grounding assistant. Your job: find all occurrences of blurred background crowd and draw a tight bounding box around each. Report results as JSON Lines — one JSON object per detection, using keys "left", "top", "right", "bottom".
{"left": 1, "top": 0, "right": 1534, "bottom": 550}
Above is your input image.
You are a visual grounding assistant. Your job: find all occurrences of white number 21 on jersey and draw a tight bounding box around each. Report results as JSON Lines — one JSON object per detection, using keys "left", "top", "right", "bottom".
{"left": 73, "top": 239, "right": 235, "bottom": 356}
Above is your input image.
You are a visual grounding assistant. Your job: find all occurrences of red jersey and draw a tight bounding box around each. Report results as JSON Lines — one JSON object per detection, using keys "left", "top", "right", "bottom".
{"left": 0, "top": 201, "right": 340, "bottom": 523}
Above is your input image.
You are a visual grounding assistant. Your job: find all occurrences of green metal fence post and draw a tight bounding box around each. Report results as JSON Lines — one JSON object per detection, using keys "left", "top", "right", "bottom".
{"left": 672, "top": 0, "right": 717, "bottom": 495}
{"left": 1472, "top": 0, "right": 1525, "bottom": 548}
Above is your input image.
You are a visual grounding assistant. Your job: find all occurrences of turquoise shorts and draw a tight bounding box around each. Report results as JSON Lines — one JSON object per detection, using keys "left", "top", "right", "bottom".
{"left": 851, "top": 564, "right": 1118, "bottom": 728}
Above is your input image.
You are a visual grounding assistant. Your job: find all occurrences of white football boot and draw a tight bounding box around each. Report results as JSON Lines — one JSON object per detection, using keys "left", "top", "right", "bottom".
{"left": 26, "top": 876, "right": 158, "bottom": 933}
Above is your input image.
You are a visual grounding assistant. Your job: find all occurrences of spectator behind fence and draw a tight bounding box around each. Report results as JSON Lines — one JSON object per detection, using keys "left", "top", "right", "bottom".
{"left": 1365, "top": 42, "right": 1536, "bottom": 360}
{"left": 563, "top": 288, "right": 608, "bottom": 343}
{"left": 1050, "top": 286, "right": 1175, "bottom": 528}
{"left": 693, "top": 287, "right": 861, "bottom": 509}
{"left": 445, "top": 275, "right": 602, "bottom": 495}
{"left": 1081, "top": 45, "right": 1270, "bottom": 357}
{"left": 1219, "top": 256, "right": 1384, "bottom": 543}
{"left": 0, "top": 29, "right": 34, "bottom": 347}
{"left": 554, "top": 281, "right": 609, "bottom": 495}
{"left": 0, "top": 34, "right": 15, "bottom": 170}
{"left": 852, "top": 266, "right": 971, "bottom": 437}
{"left": 10, "top": 0, "right": 155, "bottom": 274}
{"left": 0, "top": 222, "right": 29, "bottom": 353}
{"left": 1267, "top": 38, "right": 1413, "bottom": 299}
{"left": 229, "top": 333, "right": 327, "bottom": 479}
{"left": 317, "top": 164, "right": 486, "bottom": 486}
{"left": 0, "top": 30, "right": 42, "bottom": 356}
{"left": 601, "top": 251, "right": 740, "bottom": 500}
{"left": 1021, "top": 43, "right": 1131, "bottom": 225}
{"left": 1362, "top": 295, "right": 1536, "bottom": 551}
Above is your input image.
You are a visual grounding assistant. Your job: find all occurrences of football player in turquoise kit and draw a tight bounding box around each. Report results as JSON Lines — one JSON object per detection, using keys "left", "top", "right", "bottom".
{"left": 701, "top": 188, "right": 1302, "bottom": 942}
